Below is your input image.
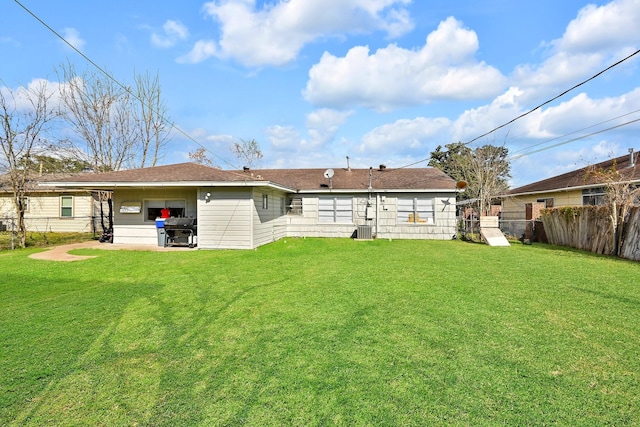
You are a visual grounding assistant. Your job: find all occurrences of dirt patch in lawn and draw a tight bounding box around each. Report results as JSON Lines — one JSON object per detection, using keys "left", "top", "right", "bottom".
{"left": 28, "top": 241, "right": 192, "bottom": 262}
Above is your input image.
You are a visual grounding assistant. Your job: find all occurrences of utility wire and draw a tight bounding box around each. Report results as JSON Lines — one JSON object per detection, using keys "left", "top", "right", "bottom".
{"left": 462, "top": 48, "right": 640, "bottom": 146}
{"left": 509, "top": 108, "right": 640, "bottom": 156}
{"left": 381, "top": 49, "right": 640, "bottom": 173}
{"left": 509, "top": 116, "right": 640, "bottom": 160}
{"left": 13, "top": 0, "right": 239, "bottom": 169}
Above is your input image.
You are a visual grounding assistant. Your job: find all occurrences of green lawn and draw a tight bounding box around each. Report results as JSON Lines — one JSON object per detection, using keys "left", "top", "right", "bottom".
{"left": 1, "top": 238, "right": 639, "bottom": 425}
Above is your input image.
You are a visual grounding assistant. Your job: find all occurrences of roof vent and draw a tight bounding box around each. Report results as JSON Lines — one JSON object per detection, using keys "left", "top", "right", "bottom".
{"left": 243, "top": 166, "right": 250, "bottom": 172}
{"left": 379, "top": 164, "right": 386, "bottom": 171}
{"left": 630, "top": 148, "right": 636, "bottom": 168}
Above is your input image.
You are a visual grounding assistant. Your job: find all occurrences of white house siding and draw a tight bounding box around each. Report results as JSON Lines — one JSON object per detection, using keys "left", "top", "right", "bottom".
{"left": 285, "top": 195, "right": 359, "bottom": 238}
{"left": 197, "top": 188, "right": 253, "bottom": 249}
{"left": 252, "top": 189, "right": 287, "bottom": 248}
{"left": 285, "top": 192, "right": 456, "bottom": 240}
{"left": 0, "top": 191, "right": 95, "bottom": 233}
{"left": 375, "top": 193, "right": 456, "bottom": 240}
{"left": 112, "top": 188, "right": 197, "bottom": 245}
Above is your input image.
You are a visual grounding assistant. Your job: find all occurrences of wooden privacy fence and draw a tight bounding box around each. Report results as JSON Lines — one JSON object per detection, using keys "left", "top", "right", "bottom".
{"left": 540, "top": 205, "right": 640, "bottom": 261}
{"left": 620, "top": 207, "right": 640, "bottom": 261}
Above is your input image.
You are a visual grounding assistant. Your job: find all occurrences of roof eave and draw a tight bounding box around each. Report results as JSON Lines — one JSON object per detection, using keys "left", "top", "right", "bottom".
{"left": 506, "top": 181, "right": 635, "bottom": 198}
{"left": 296, "top": 187, "right": 456, "bottom": 194}
{"left": 39, "top": 180, "right": 297, "bottom": 192}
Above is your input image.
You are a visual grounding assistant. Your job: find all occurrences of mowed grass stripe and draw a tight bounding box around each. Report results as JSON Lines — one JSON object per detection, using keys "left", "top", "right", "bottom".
{"left": 1, "top": 239, "right": 639, "bottom": 425}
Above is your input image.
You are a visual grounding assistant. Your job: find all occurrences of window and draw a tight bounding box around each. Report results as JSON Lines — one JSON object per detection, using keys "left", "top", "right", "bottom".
{"left": 318, "top": 196, "right": 353, "bottom": 223}
{"left": 536, "top": 198, "right": 554, "bottom": 208}
{"left": 60, "top": 195, "right": 73, "bottom": 218}
{"left": 397, "top": 197, "right": 434, "bottom": 224}
{"left": 582, "top": 188, "right": 606, "bottom": 206}
{"left": 288, "top": 197, "right": 303, "bottom": 215}
{"left": 145, "top": 200, "right": 186, "bottom": 221}
{"left": 262, "top": 194, "right": 269, "bottom": 210}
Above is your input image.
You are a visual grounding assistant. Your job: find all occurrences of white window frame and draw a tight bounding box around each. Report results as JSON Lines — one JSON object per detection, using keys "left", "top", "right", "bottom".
{"left": 397, "top": 196, "right": 434, "bottom": 224}
{"left": 262, "top": 194, "right": 269, "bottom": 210}
{"left": 60, "top": 195, "right": 73, "bottom": 218}
{"left": 318, "top": 196, "right": 353, "bottom": 223}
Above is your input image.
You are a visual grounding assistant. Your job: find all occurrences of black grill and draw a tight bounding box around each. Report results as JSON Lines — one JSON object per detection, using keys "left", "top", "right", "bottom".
{"left": 164, "top": 217, "right": 197, "bottom": 230}
{"left": 164, "top": 217, "right": 197, "bottom": 247}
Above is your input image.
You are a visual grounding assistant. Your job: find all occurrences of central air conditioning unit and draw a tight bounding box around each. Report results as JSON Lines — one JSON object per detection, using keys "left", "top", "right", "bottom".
{"left": 356, "top": 224, "right": 373, "bottom": 240}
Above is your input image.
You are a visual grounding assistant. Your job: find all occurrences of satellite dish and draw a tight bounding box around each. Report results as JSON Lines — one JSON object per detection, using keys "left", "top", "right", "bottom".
{"left": 324, "top": 168, "right": 335, "bottom": 179}
{"left": 456, "top": 180, "right": 468, "bottom": 190}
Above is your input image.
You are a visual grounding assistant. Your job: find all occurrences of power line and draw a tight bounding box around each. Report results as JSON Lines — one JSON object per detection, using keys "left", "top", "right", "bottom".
{"left": 462, "top": 48, "right": 640, "bottom": 146}
{"left": 383, "top": 49, "right": 640, "bottom": 173}
{"left": 509, "top": 108, "right": 640, "bottom": 156}
{"left": 13, "top": 0, "right": 239, "bottom": 169}
{"left": 509, "top": 116, "right": 640, "bottom": 160}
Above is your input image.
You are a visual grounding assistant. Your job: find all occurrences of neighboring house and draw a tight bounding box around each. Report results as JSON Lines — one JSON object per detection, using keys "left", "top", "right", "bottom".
{"left": 0, "top": 175, "right": 101, "bottom": 233}
{"left": 43, "top": 162, "right": 458, "bottom": 249}
{"left": 501, "top": 149, "right": 640, "bottom": 235}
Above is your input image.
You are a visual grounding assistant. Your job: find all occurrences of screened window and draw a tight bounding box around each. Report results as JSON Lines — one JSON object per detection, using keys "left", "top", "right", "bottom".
{"left": 288, "top": 197, "right": 303, "bottom": 215}
{"left": 60, "top": 196, "right": 73, "bottom": 218}
{"left": 318, "top": 196, "right": 353, "bottom": 223}
{"left": 145, "top": 200, "right": 186, "bottom": 221}
{"left": 397, "top": 197, "right": 434, "bottom": 224}
{"left": 582, "top": 188, "right": 606, "bottom": 206}
{"left": 536, "top": 198, "right": 554, "bottom": 208}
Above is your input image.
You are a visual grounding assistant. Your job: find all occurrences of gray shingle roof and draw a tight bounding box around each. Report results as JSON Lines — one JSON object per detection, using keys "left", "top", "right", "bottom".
{"left": 49, "top": 162, "right": 456, "bottom": 191}
{"left": 58, "top": 163, "right": 251, "bottom": 184}
{"left": 509, "top": 151, "right": 640, "bottom": 195}
{"left": 244, "top": 167, "right": 455, "bottom": 191}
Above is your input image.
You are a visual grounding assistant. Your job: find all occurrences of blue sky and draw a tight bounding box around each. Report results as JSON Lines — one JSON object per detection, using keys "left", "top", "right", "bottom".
{"left": 2, "top": 0, "right": 640, "bottom": 186}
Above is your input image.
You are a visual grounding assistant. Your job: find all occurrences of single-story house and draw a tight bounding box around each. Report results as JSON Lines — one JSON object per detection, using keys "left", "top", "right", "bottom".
{"left": 0, "top": 174, "right": 101, "bottom": 233}
{"left": 43, "top": 162, "right": 458, "bottom": 249}
{"left": 501, "top": 149, "right": 640, "bottom": 235}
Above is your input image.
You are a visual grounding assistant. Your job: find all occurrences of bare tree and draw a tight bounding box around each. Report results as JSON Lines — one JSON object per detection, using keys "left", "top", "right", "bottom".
{"left": 58, "top": 64, "right": 172, "bottom": 237}
{"left": 465, "top": 145, "right": 511, "bottom": 216}
{"left": 188, "top": 147, "right": 215, "bottom": 166}
{"left": 232, "top": 139, "right": 263, "bottom": 168}
{"left": 134, "top": 71, "right": 170, "bottom": 168}
{"left": 0, "top": 80, "right": 59, "bottom": 247}
{"left": 58, "top": 63, "right": 137, "bottom": 173}
{"left": 429, "top": 142, "right": 510, "bottom": 215}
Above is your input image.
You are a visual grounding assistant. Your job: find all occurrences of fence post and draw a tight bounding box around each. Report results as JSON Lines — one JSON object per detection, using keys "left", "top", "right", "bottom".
{"left": 10, "top": 217, "right": 15, "bottom": 250}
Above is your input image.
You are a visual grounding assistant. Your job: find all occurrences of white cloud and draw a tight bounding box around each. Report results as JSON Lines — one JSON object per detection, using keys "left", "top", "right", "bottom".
{"left": 191, "top": 0, "right": 413, "bottom": 67}
{"left": 177, "top": 40, "right": 218, "bottom": 64}
{"left": 512, "top": 0, "right": 640, "bottom": 101}
{"left": 151, "top": 20, "right": 189, "bottom": 48}
{"left": 266, "top": 125, "right": 301, "bottom": 150}
{"left": 303, "top": 17, "right": 506, "bottom": 111}
{"left": 359, "top": 116, "right": 452, "bottom": 154}
{"left": 1, "top": 78, "right": 65, "bottom": 112}
{"left": 303, "top": 108, "right": 353, "bottom": 147}
{"left": 558, "top": 0, "right": 640, "bottom": 53}
{"left": 60, "top": 27, "right": 85, "bottom": 51}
